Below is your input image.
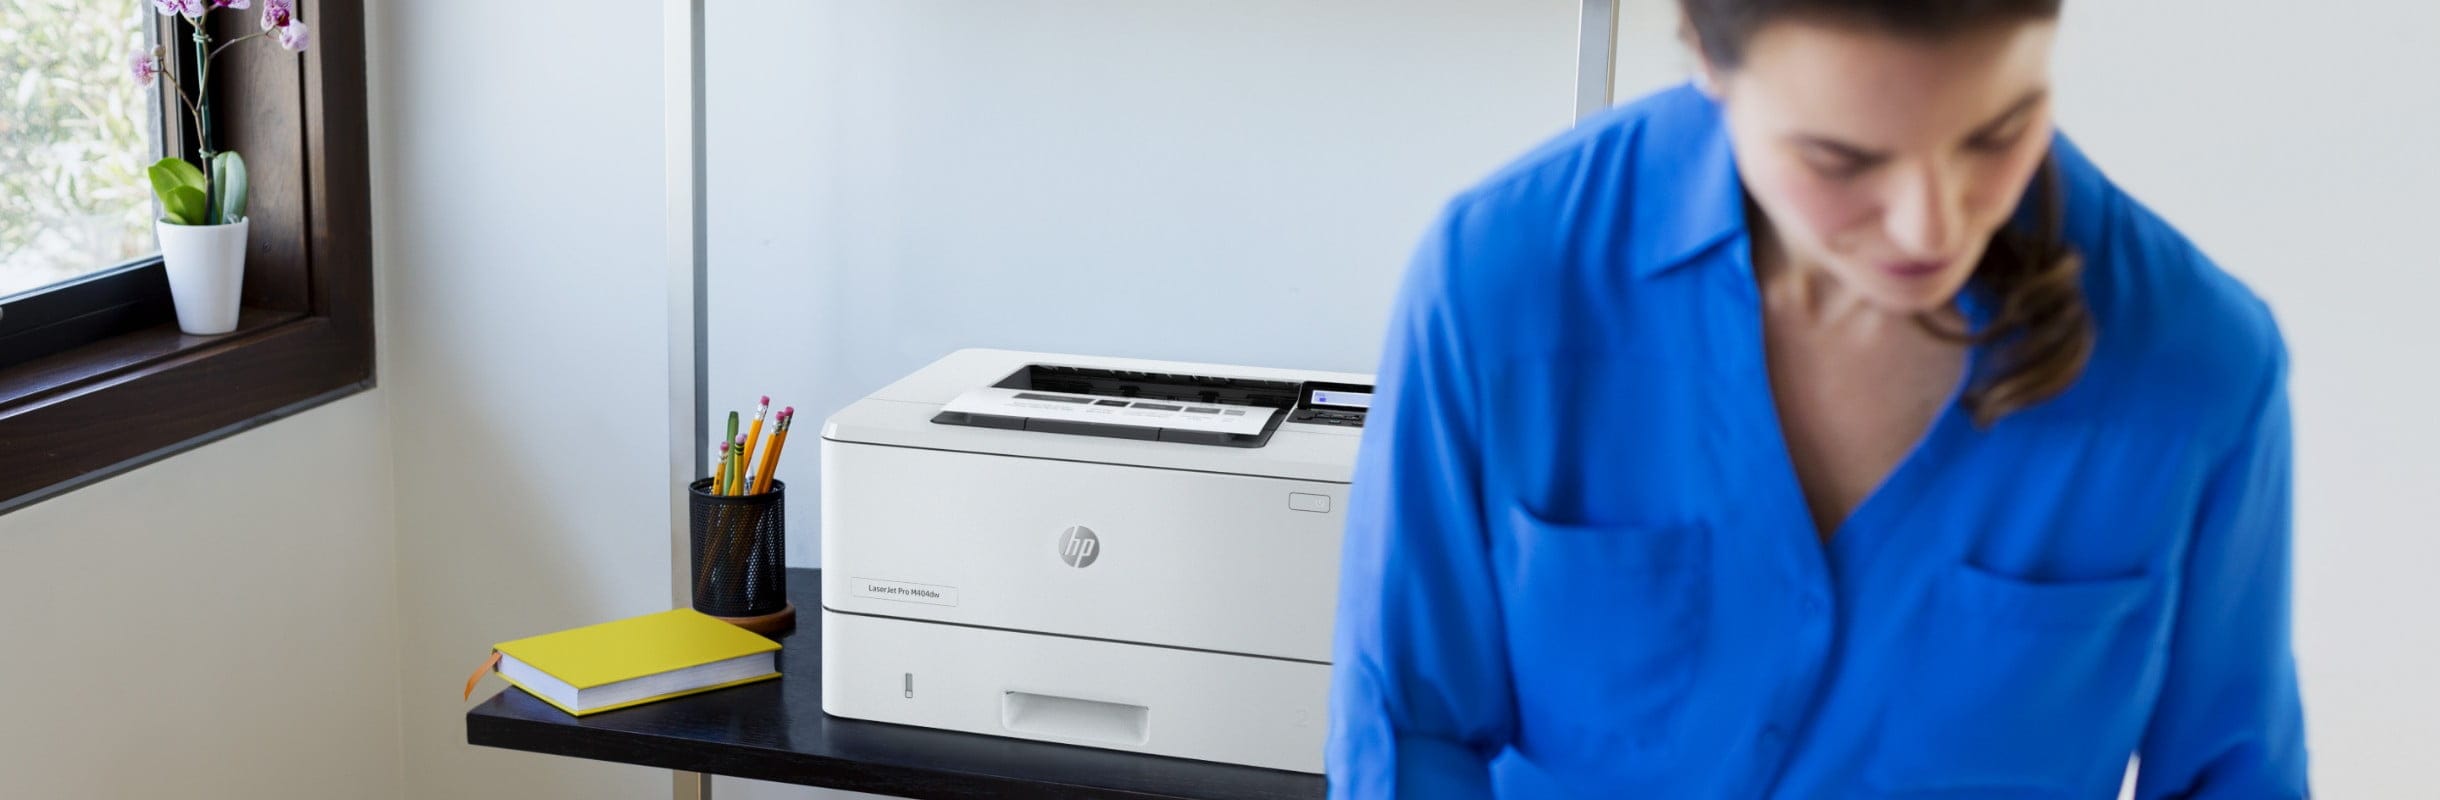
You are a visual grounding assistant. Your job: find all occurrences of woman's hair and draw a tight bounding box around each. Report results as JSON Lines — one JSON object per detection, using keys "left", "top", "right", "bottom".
{"left": 1681, "top": 0, "right": 2092, "bottom": 426}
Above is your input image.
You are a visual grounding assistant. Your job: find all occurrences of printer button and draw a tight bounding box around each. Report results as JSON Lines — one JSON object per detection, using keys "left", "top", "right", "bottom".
{"left": 1289, "top": 493, "right": 1332, "bottom": 513}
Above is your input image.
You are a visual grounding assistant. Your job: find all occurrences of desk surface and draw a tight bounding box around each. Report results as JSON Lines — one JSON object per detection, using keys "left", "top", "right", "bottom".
{"left": 466, "top": 568, "right": 1327, "bottom": 800}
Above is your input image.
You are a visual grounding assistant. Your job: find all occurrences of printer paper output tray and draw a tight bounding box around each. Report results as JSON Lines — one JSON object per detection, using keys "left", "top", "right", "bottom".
{"left": 931, "top": 363, "right": 1313, "bottom": 447}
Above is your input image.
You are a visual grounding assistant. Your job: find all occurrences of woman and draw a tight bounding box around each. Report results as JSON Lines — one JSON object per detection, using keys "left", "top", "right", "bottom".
{"left": 1328, "top": 1, "right": 2307, "bottom": 797}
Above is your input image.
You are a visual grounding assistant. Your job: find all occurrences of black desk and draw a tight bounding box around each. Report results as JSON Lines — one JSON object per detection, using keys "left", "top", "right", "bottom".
{"left": 466, "top": 568, "right": 1327, "bottom": 800}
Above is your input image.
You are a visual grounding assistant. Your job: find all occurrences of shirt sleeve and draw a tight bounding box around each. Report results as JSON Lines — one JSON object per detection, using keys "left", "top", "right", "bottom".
{"left": 1326, "top": 202, "right": 1517, "bottom": 798}
{"left": 2135, "top": 336, "right": 2311, "bottom": 798}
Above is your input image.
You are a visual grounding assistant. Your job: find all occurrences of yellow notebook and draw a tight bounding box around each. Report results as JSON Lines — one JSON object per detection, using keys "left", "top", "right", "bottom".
{"left": 489, "top": 609, "right": 781, "bottom": 716}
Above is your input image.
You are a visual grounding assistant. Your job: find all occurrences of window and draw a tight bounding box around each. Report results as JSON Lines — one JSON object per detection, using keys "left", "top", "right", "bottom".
{"left": 0, "top": 0, "right": 160, "bottom": 299}
{"left": 1, "top": 0, "right": 173, "bottom": 378}
{"left": 0, "top": 1, "right": 374, "bottom": 513}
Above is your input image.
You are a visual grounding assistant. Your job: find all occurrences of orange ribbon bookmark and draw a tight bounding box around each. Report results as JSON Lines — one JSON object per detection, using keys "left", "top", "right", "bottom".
{"left": 463, "top": 650, "right": 503, "bottom": 701}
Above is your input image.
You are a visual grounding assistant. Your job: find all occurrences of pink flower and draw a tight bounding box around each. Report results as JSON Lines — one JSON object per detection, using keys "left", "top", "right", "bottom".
{"left": 260, "top": 0, "right": 294, "bottom": 30}
{"left": 274, "top": 20, "right": 309, "bottom": 51}
{"left": 212, "top": 0, "right": 249, "bottom": 8}
{"left": 153, "top": 0, "right": 205, "bottom": 19}
{"left": 258, "top": 0, "right": 307, "bottom": 50}
{"left": 128, "top": 48, "right": 161, "bottom": 86}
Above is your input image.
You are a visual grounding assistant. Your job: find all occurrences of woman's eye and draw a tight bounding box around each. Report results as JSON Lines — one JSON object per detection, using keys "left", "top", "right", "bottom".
{"left": 1804, "top": 154, "right": 1870, "bottom": 180}
{"left": 1968, "top": 128, "right": 2027, "bottom": 153}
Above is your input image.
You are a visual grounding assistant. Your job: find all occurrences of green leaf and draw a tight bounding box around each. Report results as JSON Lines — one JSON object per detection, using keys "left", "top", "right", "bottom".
{"left": 148, "top": 158, "right": 211, "bottom": 224}
{"left": 211, "top": 151, "right": 248, "bottom": 224}
{"left": 147, "top": 157, "right": 208, "bottom": 216}
{"left": 145, "top": 164, "right": 182, "bottom": 203}
{"left": 163, "top": 186, "right": 208, "bottom": 226}
{"left": 148, "top": 156, "right": 207, "bottom": 194}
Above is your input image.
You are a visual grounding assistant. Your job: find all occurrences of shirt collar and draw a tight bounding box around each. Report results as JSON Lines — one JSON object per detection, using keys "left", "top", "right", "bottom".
{"left": 1626, "top": 85, "right": 1748, "bottom": 280}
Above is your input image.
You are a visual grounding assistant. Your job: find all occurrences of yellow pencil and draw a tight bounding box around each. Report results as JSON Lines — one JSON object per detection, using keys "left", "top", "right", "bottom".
{"left": 735, "top": 396, "right": 769, "bottom": 495}
{"left": 753, "top": 407, "right": 793, "bottom": 495}
{"left": 749, "top": 414, "right": 783, "bottom": 495}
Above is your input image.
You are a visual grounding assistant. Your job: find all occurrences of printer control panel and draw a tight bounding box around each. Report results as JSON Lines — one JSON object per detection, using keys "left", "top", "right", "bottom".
{"left": 1288, "top": 382, "right": 1371, "bottom": 428}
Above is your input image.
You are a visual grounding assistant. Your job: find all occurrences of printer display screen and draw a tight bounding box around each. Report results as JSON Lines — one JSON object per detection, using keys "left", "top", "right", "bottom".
{"left": 1309, "top": 389, "right": 1371, "bottom": 409}
{"left": 1290, "top": 381, "right": 1373, "bottom": 428}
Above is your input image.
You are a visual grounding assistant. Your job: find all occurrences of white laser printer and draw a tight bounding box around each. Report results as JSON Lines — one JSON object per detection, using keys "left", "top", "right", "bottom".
{"left": 819, "top": 348, "right": 1373, "bottom": 773}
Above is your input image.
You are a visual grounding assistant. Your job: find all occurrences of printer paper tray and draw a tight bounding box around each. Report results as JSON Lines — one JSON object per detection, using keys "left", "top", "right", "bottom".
{"left": 820, "top": 608, "right": 1329, "bottom": 774}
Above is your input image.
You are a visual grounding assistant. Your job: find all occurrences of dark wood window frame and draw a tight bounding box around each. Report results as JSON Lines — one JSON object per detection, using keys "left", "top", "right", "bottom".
{"left": 0, "top": 0, "right": 372, "bottom": 513}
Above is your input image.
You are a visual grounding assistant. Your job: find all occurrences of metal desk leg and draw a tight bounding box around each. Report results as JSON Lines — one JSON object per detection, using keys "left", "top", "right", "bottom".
{"left": 675, "top": 770, "right": 711, "bottom": 800}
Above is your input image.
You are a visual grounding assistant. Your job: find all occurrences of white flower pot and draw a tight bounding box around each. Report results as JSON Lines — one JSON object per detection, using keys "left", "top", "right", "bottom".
{"left": 156, "top": 217, "right": 249, "bottom": 335}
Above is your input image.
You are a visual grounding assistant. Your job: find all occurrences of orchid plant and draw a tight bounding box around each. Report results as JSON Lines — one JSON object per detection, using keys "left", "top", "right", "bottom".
{"left": 127, "top": 0, "right": 310, "bottom": 227}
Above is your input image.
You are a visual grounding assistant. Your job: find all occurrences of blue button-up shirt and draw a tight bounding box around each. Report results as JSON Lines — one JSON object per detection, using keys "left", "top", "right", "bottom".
{"left": 1327, "top": 84, "right": 2307, "bottom": 798}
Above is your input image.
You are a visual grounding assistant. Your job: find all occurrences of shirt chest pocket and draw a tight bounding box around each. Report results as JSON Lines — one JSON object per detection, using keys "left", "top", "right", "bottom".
{"left": 1496, "top": 505, "right": 1709, "bottom": 757}
{"left": 1867, "top": 563, "right": 2158, "bottom": 794}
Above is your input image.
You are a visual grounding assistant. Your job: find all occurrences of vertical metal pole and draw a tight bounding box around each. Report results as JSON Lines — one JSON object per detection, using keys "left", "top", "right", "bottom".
{"left": 665, "top": 0, "right": 710, "bottom": 609}
{"left": 665, "top": 0, "right": 711, "bottom": 796}
{"left": 1575, "top": 0, "right": 1620, "bottom": 122}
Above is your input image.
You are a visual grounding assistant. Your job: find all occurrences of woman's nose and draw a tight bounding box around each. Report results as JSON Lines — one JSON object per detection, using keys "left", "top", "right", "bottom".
{"left": 1885, "top": 165, "right": 1965, "bottom": 259}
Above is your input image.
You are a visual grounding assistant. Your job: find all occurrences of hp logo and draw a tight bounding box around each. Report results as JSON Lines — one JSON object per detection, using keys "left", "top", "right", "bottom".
{"left": 1058, "top": 525, "right": 1100, "bottom": 568}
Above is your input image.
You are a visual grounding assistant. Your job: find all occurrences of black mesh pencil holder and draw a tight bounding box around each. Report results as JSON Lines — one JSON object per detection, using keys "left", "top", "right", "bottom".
{"left": 688, "top": 478, "right": 794, "bottom": 634}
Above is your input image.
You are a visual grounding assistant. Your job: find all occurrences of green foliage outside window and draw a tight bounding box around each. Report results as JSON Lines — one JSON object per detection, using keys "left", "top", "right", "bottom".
{"left": 1, "top": 0, "right": 156, "bottom": 298}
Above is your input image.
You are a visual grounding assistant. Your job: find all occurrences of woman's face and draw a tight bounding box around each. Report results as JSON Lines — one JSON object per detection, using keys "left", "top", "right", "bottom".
{"left": 1707, "top": 18, "right": 2059, "bottom": 313}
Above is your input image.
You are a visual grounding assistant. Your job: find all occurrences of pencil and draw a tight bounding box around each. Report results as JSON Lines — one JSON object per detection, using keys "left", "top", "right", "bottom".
{"left": 721, "top": 410, "right": 740, "bottom": 495}
{"left": 735, "top": 396, "right": 768, "bottom": 495}
{"left": 753, "top": 407, "right": 794, "bottom": 495}
{"left": 746, "top": 414, "right": 771, "bottom": 495}
{"left": 711, "top": 439, "right": 732, "bottom": 497}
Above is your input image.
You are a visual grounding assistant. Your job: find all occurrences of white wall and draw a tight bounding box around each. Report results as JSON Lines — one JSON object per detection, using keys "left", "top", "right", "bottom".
{"left": 1, "top": 0, "right": 684, "bottom": 795}
{"left": 0, "top": 393, "right": 403, "bottom": 799}
{"left": 374, "top": 0, "right": 679, "bottom": 798}
{"left": 1605, "top": 2, "right": 2437, "bottom": 795}
{"left": 705, "top": 0, "right": 1582, "bottom": 568}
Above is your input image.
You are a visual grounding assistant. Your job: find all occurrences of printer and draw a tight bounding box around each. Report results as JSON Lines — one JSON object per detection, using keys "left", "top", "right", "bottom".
{"left": 819, "top": 348, "right": 1372, "bottom": 773}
